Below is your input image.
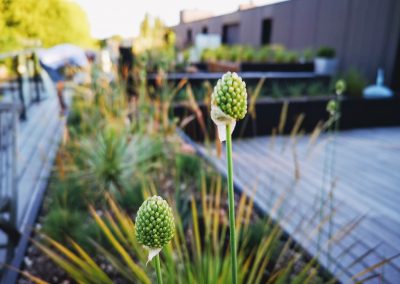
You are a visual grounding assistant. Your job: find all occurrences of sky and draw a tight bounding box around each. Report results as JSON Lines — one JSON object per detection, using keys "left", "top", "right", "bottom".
{"left": 73, "top": 0, "right": 286, "bottom": 39}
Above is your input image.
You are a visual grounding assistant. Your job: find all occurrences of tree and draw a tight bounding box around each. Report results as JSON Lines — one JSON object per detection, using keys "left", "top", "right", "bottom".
{"left": 134, "top": 14, "right": 175, "bottom": 54}
{"left": 0, "top": 0, "right": 92, "bottom": 53}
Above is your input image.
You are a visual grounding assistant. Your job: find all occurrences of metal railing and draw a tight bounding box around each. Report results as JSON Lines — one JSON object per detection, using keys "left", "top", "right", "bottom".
{"left": 0, "top": 49, "right": 45, "bottom": 120}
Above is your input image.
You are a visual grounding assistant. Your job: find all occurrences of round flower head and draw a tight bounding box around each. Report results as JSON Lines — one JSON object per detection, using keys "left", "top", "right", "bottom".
{"left": 326, "top": 99, "right": 338, "bottom": 115}
{"left": 135, "top": 196, "right": 175, "bottom": 249}
{"left": 335, "top": 80, "right": 346, "bottom": 96}
{"left": 211, "top": 72, "right": 247, "bottom": 141}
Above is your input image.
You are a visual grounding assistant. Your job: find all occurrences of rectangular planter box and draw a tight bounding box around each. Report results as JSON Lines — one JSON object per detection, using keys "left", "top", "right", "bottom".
{"left": 174, "top": 97, "right": 400, "bottom": 142}
{"left": 147, "top": 72, "right": 330, "bottom": 91}
{"left": 241, "top": 62, "right": 314, "bottom": 72}
{"left": 193, "top": 62, "right": 314, "bottom": 72}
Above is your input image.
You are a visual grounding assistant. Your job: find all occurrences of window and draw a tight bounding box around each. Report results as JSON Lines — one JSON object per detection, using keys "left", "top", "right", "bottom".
{"left": 261, "top": 19, "right": 272, "bottom": 45}
{"left": 222, "top": 23, "right": 240, "bottom": 45}
{"left": 186, "top": 29, "right": 192, "bottom": 45}
{"left": 202, "top": 26, "right": 208, "bottom": 34}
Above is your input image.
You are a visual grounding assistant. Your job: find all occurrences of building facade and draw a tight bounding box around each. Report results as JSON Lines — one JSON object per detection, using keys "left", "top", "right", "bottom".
{"left": 172, "top": 0, "right": 400, "bottom": 89}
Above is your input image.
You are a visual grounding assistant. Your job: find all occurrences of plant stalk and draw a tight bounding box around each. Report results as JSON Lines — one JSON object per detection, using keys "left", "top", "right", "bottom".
{"left": 155, "top": 254, "right": 163, "bottom": 284}
{"left": 226, "top": 124, "right": 238, "bottom": 284}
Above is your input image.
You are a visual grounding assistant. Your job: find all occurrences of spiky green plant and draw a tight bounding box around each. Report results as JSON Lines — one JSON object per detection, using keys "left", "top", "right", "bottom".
{"left": 25, "top": 186, "right": 334, "bottom": 284}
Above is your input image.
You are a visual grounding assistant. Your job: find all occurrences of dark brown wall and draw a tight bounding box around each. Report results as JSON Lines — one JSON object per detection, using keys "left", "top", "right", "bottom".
{"left": 172, "top": 0, "right": 400, "bottom": 87}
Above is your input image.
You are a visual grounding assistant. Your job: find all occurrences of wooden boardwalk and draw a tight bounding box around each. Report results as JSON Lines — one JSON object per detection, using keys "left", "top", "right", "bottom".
{"left": 195, "top": 127, "right": 400, "bottom": 283}
{"left": 16, "top": 94, "right": 67, "bottom": 232}
{"left": 0, "top": 79, "right": 68, "bottom": 282}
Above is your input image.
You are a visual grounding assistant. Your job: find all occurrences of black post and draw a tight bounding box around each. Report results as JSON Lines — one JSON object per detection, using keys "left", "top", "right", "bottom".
{"left": 13, "top": 55, "right": 27, "bottom": 120}
{"left": 391, "top": 32, "right": 400, "bottom": 94}
{"left": 32, "top": 52, "right": 42, "bottom": 102}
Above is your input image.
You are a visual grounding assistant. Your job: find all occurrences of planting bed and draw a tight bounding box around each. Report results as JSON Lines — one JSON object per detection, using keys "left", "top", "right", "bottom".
{"left": 11, "top": 72, "right": 337, "bottom": 284}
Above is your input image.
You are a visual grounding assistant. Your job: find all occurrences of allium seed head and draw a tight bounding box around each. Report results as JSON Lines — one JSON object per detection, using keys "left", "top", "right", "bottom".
{"left": 326, "top": 99, "right": 338, "bottom": 115}
{"left": 335, "top": 80, "right": 346, "bottom": 96}
{"left": 211, "top": 72, "right": 247, "bottom": 120}
{"left": 135, "top": 196, "right": 175, "bottom": 249}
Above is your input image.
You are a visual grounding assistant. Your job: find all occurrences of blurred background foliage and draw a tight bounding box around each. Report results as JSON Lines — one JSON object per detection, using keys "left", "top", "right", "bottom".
{"left": 0, "top": 0, "right": 93, "bottom": 53}
{"left": 132, "top": 14, "right": 176, "bottom": 73}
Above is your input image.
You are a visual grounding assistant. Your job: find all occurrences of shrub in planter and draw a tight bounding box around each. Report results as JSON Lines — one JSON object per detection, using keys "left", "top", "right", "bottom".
{"left": 215, "top": 45, "right": 228, "bottom": 61}
{"left": 316, "top": 46, "right": 335, "bottom": 58}
{"left": 269, "top": 44, "right": 286, "bottom": 62}
{"left": 285, "top": 51, "right": 300, "bottom": 64}
{"left": 230, "top": 45, "right": 243, "bottom": 62}
{"left": 315, "top": 46, "right": 337, "bottom": 75}
{"left": 254, "top": 45, "right": 273, "bottom": 62}
{"left": 241, "top": 45, "right": 255, "bottom": 62}
{"left": 343, "top": 69, "right": 367, "bottom": 97}
{"left": 201, "top": 48, "right": 216, "bottom": 62}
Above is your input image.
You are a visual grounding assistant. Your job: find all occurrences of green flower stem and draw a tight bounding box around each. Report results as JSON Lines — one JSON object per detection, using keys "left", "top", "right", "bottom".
{"left": 155, "top": 254, "right": 163, "bottom": 284}
{"left": 226, "top": 124, "right": 237, "bottom": 284}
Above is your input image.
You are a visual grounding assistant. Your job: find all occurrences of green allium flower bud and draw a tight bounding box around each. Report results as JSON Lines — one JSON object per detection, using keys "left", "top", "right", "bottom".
{"left": 326, "top": 99, "right": 338, "bottom": 115}
{"left": 135, "top": 196, "right": 175, "bottom": 249}
{"left": 211, "top": 72, "right": 247, "bottom": 120}
{"left": 335, "top": 80, "right": 346, "bottom": 96}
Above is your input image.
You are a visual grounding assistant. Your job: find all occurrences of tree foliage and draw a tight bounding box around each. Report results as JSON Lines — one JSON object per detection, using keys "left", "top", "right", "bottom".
{"left": 133, "top": 14, "right": 175, "bottom": 54}
{"left": 0, "top": 0, "right": 92, "bottom": 53}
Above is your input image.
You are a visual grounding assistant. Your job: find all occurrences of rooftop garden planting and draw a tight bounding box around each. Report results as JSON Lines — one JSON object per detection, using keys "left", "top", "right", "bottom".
{"left": 18, "top": 62, "right": 338, "bottom": 283}
{"left": 2, "top": 3, "right": 399, "bottom": 283}
{"left": 200, "top": 44, "right": 312, "bottom": 64}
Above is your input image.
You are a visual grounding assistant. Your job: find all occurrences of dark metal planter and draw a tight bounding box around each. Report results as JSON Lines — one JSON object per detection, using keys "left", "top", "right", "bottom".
{"left": 240, "top": 62, "right": 314, "bottom": 72}
{"left": 193, "top": 62, "right": 314, "bottom": 72}
{"left": 174, "top": 96, "right": 400, "bottom": 142}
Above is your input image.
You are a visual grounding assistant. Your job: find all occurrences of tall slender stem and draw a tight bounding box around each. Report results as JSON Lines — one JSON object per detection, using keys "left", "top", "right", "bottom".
{"left": 226, "top": 124, "right": 237, "bottom": 284}
{"left": 155, "top": 254, "right": 163, "bottom": 284}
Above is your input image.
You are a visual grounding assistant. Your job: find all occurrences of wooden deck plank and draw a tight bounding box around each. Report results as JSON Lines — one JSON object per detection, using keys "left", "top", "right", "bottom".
{"left": 208, "top": 138, "right": 400, "bottom": 270}
{"left": 17, "top": 97, "right": 64, "bottom": 225}
{"left": 0, "top": 78, "right": 69, "bottom": 274}
{"left": 17, "top": 98, "right": 57, "bottom": 180}
{"left": 244, "top": 133, "right": 400, "bottom": 253}
{"left": 247, "top": 141, "right": 400, "bottom": 252}
{"left": 244, "top": 135, "right": 400, "bottom": 247}
{"left": 196, "top": 127, "right": 400, "bottom": 283}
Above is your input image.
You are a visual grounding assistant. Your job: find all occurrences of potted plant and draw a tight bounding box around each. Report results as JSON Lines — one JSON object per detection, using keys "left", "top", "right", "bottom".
{"left": 314, "top": 46, "right": 337, "bottom": 75}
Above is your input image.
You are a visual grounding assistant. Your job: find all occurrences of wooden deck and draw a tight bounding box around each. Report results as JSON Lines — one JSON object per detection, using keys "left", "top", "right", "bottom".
{"left": 16, "top": 94, "right": 67, "bottom": 231}
{"left": 194, "top": 127, "right": 400, "bottom": 283}
{"left": 0, "top": 79, "right": 68, "bottom": 281}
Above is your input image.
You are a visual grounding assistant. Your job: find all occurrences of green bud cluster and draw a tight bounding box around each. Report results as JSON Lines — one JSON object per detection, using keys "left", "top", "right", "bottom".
{"left": 212, "top": 72, "right": 247, "bottom": 120}
{"left": 135, "top": 196, "right": 175, "bottom": 249}
{"left": 326, "top": 99, "right": 338, "bottom": 115}
{"left": 335, "top": 80, "right": 346, "bottom": 95}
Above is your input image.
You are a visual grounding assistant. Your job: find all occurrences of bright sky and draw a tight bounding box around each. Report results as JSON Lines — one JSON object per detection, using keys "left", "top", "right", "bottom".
{"left": 73, "top": 0, "right": 286, "bottom": 39}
